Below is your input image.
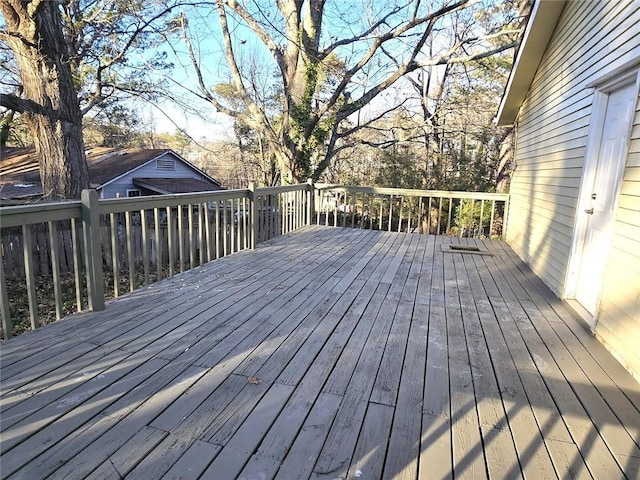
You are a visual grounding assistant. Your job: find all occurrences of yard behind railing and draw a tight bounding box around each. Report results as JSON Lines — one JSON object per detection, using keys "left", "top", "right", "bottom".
{"left": 314, "top": 185, "right": 509, "bottom": 237}
{"left": 0, "top": 183, "right": 507, "bottom": 339}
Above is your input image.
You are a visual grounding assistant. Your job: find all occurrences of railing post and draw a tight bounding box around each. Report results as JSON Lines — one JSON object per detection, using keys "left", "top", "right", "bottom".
{"left": 81, "top": 189, "right": 105, "bottom": 311}
{"left": 248, "top": 182, "right": 258, "bottom": 249}
{"left": 307, "top": 178, "right": 314, "bottom": 226}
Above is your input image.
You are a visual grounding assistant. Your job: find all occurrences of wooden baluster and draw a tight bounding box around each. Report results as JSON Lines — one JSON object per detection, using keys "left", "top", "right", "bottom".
{"left": 48, "top": 221, "right": 63, "bottom": 320}
{"left": 349, "top": 193, "right": 358, "bottom": 228}
{"left": 167, "top": 207, "right": 175, "bottom": 276}
{"left": 235, "top": 197, "right": 240, "bottom": 251}
{"left": 287, "top": 191, "right": 291, "bottom": 232}
{"left": 71, "top": 217, "right": 83, "bottom": 310}
{"left": 141, "top": 209, "right": 150, "bottom": 285}
{"left": 278, "top": 193, "right": 282, "bottom": 235}
{"left": 479, "top": 200, "right": 485, "bottom": 239}
{"left": 22, "top": 224, "right": 38, "bottom": 329}
{"left": 188, "top": 204, "right": 195, "bottom": 267}
{"left": 204, "top": 202, "right": 212, "bottom": 261}
{"left": 257, "top": 195, "right": 263, "bottom": 243}
{"left": 230, "top": 198, "right": 236, "bottom": 253}
{"left": 126, "top": 211, "right": 136, "bottom": 290}
{"left": 470, "top": 200, "right": 476, "bottom": 238}
{"left": 0, "top": 258, "right": 11, "bottom": 339}
{"left": 428, "top": 196, "right": 433, "bottom": 235}
{"left": 110, "top": 213, "right": 120, "bottom": 297}
{"left": 215, "top": 201, "right": 221, "bottom": 259}
{"left": 177, "top": 205, "right": 184, "bottom": 272}
{"left": 199, "top": 203, "right": 206, "bottom": 263}
{"left": 81, "top": 190, "right": 104, "bottom": 310}
{"left": 223, "top": 200, "right": 228, "bottom": 256}
{"left": 489, "top": 200, "right": 496, "bottom": 239}
{"left": 292, "top": 190, "right": 296, "bottom": 230}
{"left": 155, "top": 207, "right": 162, "bottom": 280}
{"left": 242, "top": 196, "right": 248, "bottom": 249}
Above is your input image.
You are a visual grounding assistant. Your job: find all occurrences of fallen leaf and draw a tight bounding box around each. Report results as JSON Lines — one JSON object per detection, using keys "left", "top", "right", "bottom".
{"left": 248, "top": 377, "right": 262, "bottom": 385}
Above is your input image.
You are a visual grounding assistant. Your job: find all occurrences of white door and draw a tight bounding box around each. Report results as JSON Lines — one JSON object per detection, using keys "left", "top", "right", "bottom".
{"left": 575, "top": 82, "right": 636, "bottom": 314}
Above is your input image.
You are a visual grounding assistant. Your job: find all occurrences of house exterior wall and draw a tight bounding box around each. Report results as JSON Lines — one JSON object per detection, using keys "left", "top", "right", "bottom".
{"left": 506, "top": 0, "right": 640, "bottom": 378}
{"left": 99, "top": 152, "right": 211, "bottom": 198}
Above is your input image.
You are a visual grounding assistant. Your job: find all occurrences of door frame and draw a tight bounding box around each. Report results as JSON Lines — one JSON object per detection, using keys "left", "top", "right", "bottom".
{"left": 564, "top": 64, "right": 640, "bottom": 327}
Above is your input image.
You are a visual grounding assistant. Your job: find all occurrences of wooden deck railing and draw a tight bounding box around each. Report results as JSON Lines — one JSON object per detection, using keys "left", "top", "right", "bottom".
{"left": 314, "top": 185, "right": 509, "bottom": 239}
{"left": 0, "top": 182, "right": 506, "bottom": 339}
{"left": 0, "top": 184, "right": 310, "bottom": 339}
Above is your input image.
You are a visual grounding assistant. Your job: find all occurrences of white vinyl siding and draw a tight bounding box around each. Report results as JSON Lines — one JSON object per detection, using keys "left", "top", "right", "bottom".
{"left": 595, "top": 104, "right": 640, "bottom": 380}
{"left": 506, "top": 0, "right": 640, "bottom": 296}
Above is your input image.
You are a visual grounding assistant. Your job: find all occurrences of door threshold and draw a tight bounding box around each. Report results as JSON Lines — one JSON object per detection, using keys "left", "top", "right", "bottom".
{"left": 563, "top": 298, "right": 597, "bottom": 333}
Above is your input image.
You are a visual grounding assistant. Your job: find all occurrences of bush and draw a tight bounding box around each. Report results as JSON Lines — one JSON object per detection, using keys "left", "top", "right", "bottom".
{"left": 454, "top": 199, "right": 493, "bottom": 238}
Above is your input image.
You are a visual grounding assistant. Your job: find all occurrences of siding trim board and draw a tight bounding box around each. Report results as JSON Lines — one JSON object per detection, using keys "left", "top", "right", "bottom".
{"left": 496, "top": 0, "right": 567, "bottom": 126}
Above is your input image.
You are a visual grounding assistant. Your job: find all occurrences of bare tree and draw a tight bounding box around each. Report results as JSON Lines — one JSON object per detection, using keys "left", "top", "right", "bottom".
{"left": 176, "top": 0, "right": 520, "bottom": 183}
{"left": 1, "top": 0, "right": 89, "bottom": 198}
{"left": 0, "top": 0, "right": 178, "bottom": 198}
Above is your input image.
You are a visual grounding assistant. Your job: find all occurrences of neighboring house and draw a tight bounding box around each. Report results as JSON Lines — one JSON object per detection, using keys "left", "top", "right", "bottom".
{"left": 0, "top": 147, "right": 223, "bottom": 203}
{"left": 497, "top": 0, "right": 640, "bottom": 379}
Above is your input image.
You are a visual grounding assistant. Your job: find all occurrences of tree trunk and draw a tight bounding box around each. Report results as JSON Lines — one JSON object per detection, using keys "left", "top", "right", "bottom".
{"left": 1, "top": 0, "right": 88, "bottom": 200}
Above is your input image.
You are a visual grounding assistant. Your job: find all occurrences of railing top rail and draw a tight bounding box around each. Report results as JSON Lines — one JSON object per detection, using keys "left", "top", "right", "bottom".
{"left": 96, "top": 188, "right": 250, "bottom": 214}
{"left": 0, "top": 183, "right": 509, "bottom": 230}
{"left": 315, "top": 184, "right": 509, "bottom": 201}
{"left": 255, "top": 183, "right": 310, "bottom": 195}
{"left": 0, "top": 201, "right": 83, "bottom": 228}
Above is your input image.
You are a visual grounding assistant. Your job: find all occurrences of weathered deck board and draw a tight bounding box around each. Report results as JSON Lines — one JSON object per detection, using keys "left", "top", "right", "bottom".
{"left": 0, "top": 226, "right": 335, "bottom": 394}
{"left": 453, "top": 253, "right": 522, "bottom": 479}
{"left": 484, "top": 240, "right": 640, "bottom": 471}
{"left": 1, "top": 226, "right": 639, "bottom": 479}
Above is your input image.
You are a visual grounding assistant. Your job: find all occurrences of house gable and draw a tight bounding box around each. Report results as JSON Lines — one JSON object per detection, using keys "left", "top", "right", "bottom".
{"left": 97, "top": 150, "right": 222, "bottom": 198}
{"left": 1, "top": 148, "right": 222, "bottom": 202}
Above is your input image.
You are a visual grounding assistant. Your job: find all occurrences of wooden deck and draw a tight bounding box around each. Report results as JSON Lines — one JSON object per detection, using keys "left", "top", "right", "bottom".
{"left": 1, "top": 226, "right": 639, "bottom": 479}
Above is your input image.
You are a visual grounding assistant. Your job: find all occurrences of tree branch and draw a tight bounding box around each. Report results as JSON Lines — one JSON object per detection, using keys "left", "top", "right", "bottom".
{"left": 319, "top": 2, "right": 407, "bottom": 59}
{"left": 222, "top": 0, "right": 285, "bottom": 69}
{"left": 339, "top": 38, "right": 517, "bottom": 122}
{"left": 213, "top": 0, "right": 280, "bottom": 146}
{"left": 0, "top": 93, "right": 45, "bottom": 115}
{"left": 318, "top": 0, "right": 472, "bottom": 122}
{"left": 338, "top": 97, "right": 412, "bottom": 139}
{"left": 415, "top": 40, "right": 518, "bottom": 67}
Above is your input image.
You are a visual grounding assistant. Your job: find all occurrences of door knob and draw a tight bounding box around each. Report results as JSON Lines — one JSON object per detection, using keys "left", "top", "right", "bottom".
{"left": 585, "top": 208, "right": 594, "bottom": 214}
